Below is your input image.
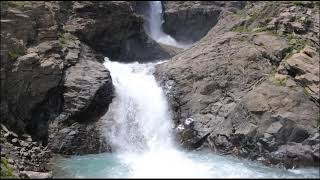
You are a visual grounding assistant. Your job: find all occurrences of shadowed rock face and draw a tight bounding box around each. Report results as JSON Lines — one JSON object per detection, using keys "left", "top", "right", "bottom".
{"left": 162, "top": 1, "right": 247, "bottom": 44}
{"left": 155, "top": 1, "right": 319, "bottom": 168}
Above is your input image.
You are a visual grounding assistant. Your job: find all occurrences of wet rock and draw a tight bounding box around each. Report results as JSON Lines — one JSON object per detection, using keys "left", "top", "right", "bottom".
{"left": 303, "top": 132, "right": 320, "bottom": 146}
{"left": 20, "top": 171, "right": 52, "bottom": 179}
{"left": 184, "top": 118, "right": 195, "bottom": 127}
{"left": 22, "top": 134, "right": 32, "bottom": 142}
{"left": 11, "top": 138, "right": 19, "bottom": 145}
{"left": 235, "top": 123, "right": 258, "bottom": 137}
{"left": 8, "top": 158, "right": 14, "bottom": 164}
{"left": 287, "top": 126, "right": 309, "bottom": 143}
{"left": 270, "top": 143, "right": 318, "bottom": 168}
{"left": 263, "top": 133, "right": 274, "bottom": 141}
{"left": 19, "top": 140, "right": 29, "bottom": 148}
{"left": 266, "top": 122, "right": 283, "bottom": 135}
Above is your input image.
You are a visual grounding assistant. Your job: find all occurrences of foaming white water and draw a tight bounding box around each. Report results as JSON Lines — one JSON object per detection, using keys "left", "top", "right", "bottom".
{"left": 103, "top": 59, "right": 173, "bottom": 153}
{"left": 148, "top": 1, "right": 190, "bottom": 49}
{"left": 121, "top": 149, "right": 211, "bottom": 178}
{"left": 102, "top": 58, "right": 212, "bottom": 178}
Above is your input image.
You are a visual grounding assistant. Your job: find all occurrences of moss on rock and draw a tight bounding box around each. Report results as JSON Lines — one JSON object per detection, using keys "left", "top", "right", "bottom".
{"left": 0, "top": 157, "right": 17, "bottom": 179}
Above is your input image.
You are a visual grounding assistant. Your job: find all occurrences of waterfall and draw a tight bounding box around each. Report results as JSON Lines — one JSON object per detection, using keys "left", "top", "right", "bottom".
{"left": 102, "top": 58, "right": 211, "bottom": 178}
{"left": 147, "top": 1, "right": 189, "bottom": 48}
{"left": 102, "top": 59, "right": 174, "bottom": 153}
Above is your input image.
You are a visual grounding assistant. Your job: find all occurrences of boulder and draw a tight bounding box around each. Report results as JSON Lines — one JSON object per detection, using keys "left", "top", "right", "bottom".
{"left": 269, "top": 143, "right": 319, "bottom": 168}
{"left": 48, "top": 44, "right": 114, "bottom": 155}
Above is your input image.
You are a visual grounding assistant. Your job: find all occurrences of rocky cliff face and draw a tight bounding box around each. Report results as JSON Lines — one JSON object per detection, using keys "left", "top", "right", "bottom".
{"left": 1, "top": 1, "right": 114, "bottom": 156}
{"left": 155, "top": 1, "right": 319, "bottom": 168}
{"left": 162, "top": 1, "right": 246, "bottom": 43}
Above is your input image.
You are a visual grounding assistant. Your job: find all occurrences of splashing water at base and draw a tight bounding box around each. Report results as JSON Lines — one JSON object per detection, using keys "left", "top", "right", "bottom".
{"left": 52, "top": 59, "right": 320, "bottom": 178}
{"left": 52, "top": 151, "right": 320, "bottom": 178}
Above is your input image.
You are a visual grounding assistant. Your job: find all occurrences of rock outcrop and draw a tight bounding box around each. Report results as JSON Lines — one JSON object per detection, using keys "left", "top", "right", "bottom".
{"left": 1, "top": 1, "right": 124, "bottom": 159}
{"left": 162, "top": 1, "right": 246, "bottom": 43}
{"left": 48, "top": 42, "right": 113, "bottom": 155}
{"left": 155, "top": 1, "right": 319, "bottom": 168}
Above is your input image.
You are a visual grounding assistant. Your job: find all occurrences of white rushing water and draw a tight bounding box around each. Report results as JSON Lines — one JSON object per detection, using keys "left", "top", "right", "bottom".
{"left": 148, "top": 1, "right": 189, "bottom": 48}
{"left": 102, "top": 58, "right": 211, "bottom": 178}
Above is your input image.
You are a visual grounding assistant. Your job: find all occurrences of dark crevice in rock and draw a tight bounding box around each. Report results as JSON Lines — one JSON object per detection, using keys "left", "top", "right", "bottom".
{"left": 193, "top": 132, "right": 211, "bottom": 149}
{"left": 27, "top": 86, "right": 64, "bottom": 146}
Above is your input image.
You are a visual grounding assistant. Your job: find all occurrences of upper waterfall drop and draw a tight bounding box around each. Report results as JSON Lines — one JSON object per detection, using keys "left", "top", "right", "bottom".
{"left": 147, "top": 1, "right": 190, "bottom": 49}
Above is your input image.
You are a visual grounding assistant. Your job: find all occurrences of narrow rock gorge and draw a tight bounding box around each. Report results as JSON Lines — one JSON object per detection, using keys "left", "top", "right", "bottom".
{"left": 0, "top": 1, "right": 319, "bottom": 178}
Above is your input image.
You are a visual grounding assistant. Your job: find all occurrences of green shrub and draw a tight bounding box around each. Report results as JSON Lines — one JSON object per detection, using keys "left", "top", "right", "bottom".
{"left": 292, "top": 1, "right": 303, "bottom": 6}
{"left": 303, "top": 87, "right": 311, "bottom": 96}
{"left": 273, "top": 77, "right": 287, "bottom": 86}
{"left": 282, "top": 33, "right": 307, "bottom": 59}
{"left": 8, "top": 49, "right": 24, "bottom": 61}
{"left": 232, "top": 26, "right": 250, "bottom": 33}
{"left": 253, "top": 27, "right": 270, "bottom": 33}
{"left": 0, "top": 157, "right": 16, "bottom": 178}
{"left": 58, "top": 32, "right": 77, "bottom": 47}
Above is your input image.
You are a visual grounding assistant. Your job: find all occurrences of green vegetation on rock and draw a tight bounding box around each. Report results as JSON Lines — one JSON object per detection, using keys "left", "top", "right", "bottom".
{"left": 272, "top": 77, "right": 287, "bottom": 87}
{"left": 232, "top": 26, "right": 250, "bottom": 33}
{"left": 8, "top": 49, "right": 24, "bottom": 61}
{"left": 292, "top": 1, "right": 303, "bottom": 6}
{"left": 0, "top": 157, "right": 16, "bottom": 179}
{"left": 1, "top": 1, "right": 25, "bottom": 9}
{"left": 303, "top": 87, "right": 311, "bottom": 96}
{"left": 282, "top": 33, "right": 307, "bottom": 60}
{"left": 58, "top": 32, "right": 77, "bottom": 47}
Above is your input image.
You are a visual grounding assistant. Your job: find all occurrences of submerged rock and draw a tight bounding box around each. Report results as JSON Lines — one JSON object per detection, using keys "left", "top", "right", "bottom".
{"left": 20, "top": 171, "right": 52, "bottom": 179}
